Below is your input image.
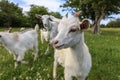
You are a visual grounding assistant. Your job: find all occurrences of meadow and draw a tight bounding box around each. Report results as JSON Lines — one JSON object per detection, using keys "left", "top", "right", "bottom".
{"left": 0, "top": 28, "right": 120, "bottom": 80}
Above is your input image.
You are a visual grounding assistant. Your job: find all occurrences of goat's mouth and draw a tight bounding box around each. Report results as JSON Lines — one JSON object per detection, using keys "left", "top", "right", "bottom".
{"left": 55, "top": 44, "right": 65, "bottom": 49}
{"left": 43, "top": 24, "right": 48, "bottom": 28}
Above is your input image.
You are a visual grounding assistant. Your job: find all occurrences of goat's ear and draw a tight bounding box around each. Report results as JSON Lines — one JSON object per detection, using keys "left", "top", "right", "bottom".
{"left": 0, "top": 35, "right": 2, "bottom": 38}
{"left": 35, "top": 14, "right": 42, "bottom": 19}
{"left": 62, "top": 13, "right": 68, "bottom": 20}
{"left": 80, "top": 19, "right": 89, "bottom": 30}
{"left": 65, "top": 12, "right": 68, "bottom": 18}
{"left": 74, "top": 11, "right": 82, "bottom": 17}
{"left": 48, "top": 17, "right": 53, "bottom": 21}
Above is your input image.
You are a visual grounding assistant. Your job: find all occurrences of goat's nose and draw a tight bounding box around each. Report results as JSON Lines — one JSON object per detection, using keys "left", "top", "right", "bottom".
{"left": 43, "top": 24, "right": 47, "bottom": 27}
{"left": 45, "top": 24, "right": 48, "bottom": 27}
{"left": 53, "top": 40, "right": 58, "bottom": 45}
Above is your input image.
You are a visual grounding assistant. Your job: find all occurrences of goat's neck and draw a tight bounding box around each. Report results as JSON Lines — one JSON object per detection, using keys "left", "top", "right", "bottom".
{"left": 2, "top": 35, "right": 15, "bottom": 49}
{"left": 48, "top": 20, "right": 52, "bottom": 31}
{"left": 69, "top": 32, "right": 85, "bottom": 56}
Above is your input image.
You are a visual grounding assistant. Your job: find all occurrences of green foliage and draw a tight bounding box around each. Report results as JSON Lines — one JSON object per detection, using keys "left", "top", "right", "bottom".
{"left": 49, "top": 12, "right": 62, "bottom": 18}
{"left": 61, "top": 0, "right": 120, "bottom": 34}
{"left": 0, "top": 11, "right": 7, "bottom": 27}
{"left": 0, "top": 28, "right": 120, "bottom": 80}
{"left": 0, "top": 1, "right": 62, "bottom": 28}
{"left": 61, "top": 0, "right": 120, "bottom": 20}
{"left": 85, "top": 28, "right": 120, "bottom": 80}
{"left": 27, "top": 5, "right": 62, "bottom": 28}
{"left": 27, "top": 5, "right": 48, "bottom": 28}
{"left": 0, "top": 0, "right": 24, "bottom": 27}
{"left": 100, "top": 24, "right": 106, "bottom": 28}
{"left": 106, "top": 19, "right": 120, "bottom": 28}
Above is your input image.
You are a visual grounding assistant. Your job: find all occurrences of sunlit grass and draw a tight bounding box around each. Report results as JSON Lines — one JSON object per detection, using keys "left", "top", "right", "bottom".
{"left": 0, "top": 28, "right": 120, "bottom": 80}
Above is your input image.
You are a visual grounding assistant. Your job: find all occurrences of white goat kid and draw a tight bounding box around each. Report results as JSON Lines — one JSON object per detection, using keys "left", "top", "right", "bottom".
{"left": 36, "top": 14, "right": 60, "bottom": 40}
{"left": 0, "top": 25, "right": 39, "bottom": 68}
{"left": 36, "top": 14, "right": 60, "bottom": 54}
{"left": 20, "top": 27, "right": 25, "bottom": 31}
{"left": 52, "top": 11, "right": 92, "bottom": 80}
{"left": 40, "top": 28, "right": 49, "bottom": 44}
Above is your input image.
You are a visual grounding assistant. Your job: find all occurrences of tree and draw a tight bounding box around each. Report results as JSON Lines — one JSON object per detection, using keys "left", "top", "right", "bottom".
{"left": 49, "top": 12, "right": 62, "bottom": 18}
{"left": 0, "top": 0, "right": 24, "bottom": 27}
{"left": 61, "top": 0, "right": 120, "bottom": 34}
{"left": 27, "top": 5, "right": 48, "bottom": 28}
{"left": 0, "top": 0, "right": 62, "bottom": 28}
{"left": 27, "top": 5, "right": 62, "bottom": 28}
{"left": 0, "top": 11, "right": 7, "bottom": 27}
{"left": 106, "top": 19, "right": 120, "bottom": 28}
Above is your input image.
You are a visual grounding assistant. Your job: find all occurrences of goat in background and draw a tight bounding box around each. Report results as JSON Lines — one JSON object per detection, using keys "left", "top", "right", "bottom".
{"left": 0, "top": 24, "right": 39, "bottom": 68}
{"left": 36, "top": 14, "right": 60, "bottom": 54}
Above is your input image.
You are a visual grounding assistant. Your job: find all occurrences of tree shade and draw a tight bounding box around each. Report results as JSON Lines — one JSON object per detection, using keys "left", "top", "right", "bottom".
{"left": 0, "top": 0, "right": 62, "bottom": 28}
{"left": 61, "top": 0, "right": 120, "bottom": 34}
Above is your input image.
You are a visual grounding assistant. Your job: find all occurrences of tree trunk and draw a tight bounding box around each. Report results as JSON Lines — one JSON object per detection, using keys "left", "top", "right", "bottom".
{"left": 92, "top": 17, "right": 101, "bottom": 34}
{"left": 92, "top": 8, "right": 105, "bottom": 34}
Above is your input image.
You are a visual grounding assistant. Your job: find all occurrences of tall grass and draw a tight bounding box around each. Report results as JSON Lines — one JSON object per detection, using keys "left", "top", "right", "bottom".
{"left": 0, "top": 28, "right": 120, "bottom": 80}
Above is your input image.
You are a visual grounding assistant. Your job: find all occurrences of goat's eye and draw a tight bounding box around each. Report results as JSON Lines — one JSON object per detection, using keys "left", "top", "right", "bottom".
{"left": 69, "top": 28, "right": 77, "bottom": 33}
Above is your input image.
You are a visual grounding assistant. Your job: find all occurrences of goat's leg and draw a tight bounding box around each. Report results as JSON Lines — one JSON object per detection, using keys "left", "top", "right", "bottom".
{"left": 77, "top": 76, "right": 85, "bottom": 80}
{"left": 13, "top": 54, "right": 18, "bottom": 68}
{"left": 53, "top": 60, "right": 58, "bottom": 80}
{"left": 33, "top": 43, "right": 38, "bottom": 61}
{"left": 17, "top": 53, "right": 24, "bottom": 62}
{"left": 7, "top": 49, "right": 12, "bottom": 55}
{"left": 15, "top": 53, "right": 27, "bottom": 68}
{"left": 18, "top": 53, "right": 28, "bottom": 64}
{"left": 14, "top": 61, "right": 18, "bottom": 69}
{"left": 13, "top": 54, "right": 17, "bottom": 61}
{"left": 64, "top": 70, "right": 72, "bottom": 80}
{"left": 44, "top": 43, "right": 50, "bottom": 54}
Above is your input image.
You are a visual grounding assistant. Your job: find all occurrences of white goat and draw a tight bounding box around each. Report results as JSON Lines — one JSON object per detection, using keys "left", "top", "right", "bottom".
{"left": 52, "top": 11, "right": 92, "bottom": 80}
{"left": 20, "top": 27, "right": 25, "bottom": 31}
{"left": 36, "top": 14, "right": 60, "bottom": 54}
{"left": 40, "top": 28, "right": 49, "bottom": 44}
{"left": 0, "top": 25, "right": 39, "bottom": 68}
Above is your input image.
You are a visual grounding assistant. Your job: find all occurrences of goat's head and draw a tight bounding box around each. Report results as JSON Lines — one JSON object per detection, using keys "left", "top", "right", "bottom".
{"left": 52, "top": 11, "right": 89, "bottom": 49}
{"left": 36, "top": 14, "right": 53, "bottom": 30}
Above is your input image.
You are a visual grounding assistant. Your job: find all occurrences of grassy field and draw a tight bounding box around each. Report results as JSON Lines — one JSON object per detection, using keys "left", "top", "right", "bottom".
{"left": 0, "top": 28, "right": 120, "bottom": 80}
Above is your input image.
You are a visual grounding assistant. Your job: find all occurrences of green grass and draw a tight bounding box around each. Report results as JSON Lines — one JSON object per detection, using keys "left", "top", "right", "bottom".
{"left": 0, "top": 28, "right": 120, "bottom": 80}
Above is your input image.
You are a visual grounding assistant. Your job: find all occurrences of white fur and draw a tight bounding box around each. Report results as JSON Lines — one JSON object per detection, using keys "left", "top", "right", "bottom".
{"left": 0, "top": 25, "right": 39, "bottom": 68}
{"left": 20, "top": 27, "right": 25, "bottom": 31}
{"left": 40, "top": 28, "right": 49, "bottom": 44}
{"left": 1, "top": 27, "right": 13, "bottom": 54}
{"left": 52, "top": 13, "right": 92, "bottom": 80}
{"left": 40, "top": 15, "right": 59, "bottom": 40}
{"left": 37, "top": 15, "right": 60, "bottom": 54}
